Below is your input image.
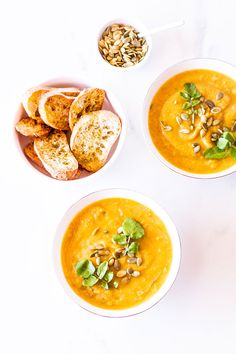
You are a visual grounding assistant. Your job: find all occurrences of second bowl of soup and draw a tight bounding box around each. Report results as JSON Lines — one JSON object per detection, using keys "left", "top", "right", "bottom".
{"left": 144, "top": 58, "right": 236, "bottom": 178}
{"left": 54, "top": 188, "right": 181, "bottom": 317}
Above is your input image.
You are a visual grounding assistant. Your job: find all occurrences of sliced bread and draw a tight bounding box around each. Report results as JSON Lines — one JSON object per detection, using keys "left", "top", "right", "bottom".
{"left": 22, "top": 87, "right": 50, "bottom": 122}
{"left": 70, "top": 110, "right": 121, "bottom": 172}
{"left": 69, "top": 88, "right": 105, "bottom": 130}
{"left": 15, "top": 118, "right": 51, "bottom": 137}
{"left": 57, "top": 87, "right": 80, "bottom": 97}
{"left": 24, "top": 142, "right": 44, "bottom": 168}
{"left": 38, "top": 91, "right": 75, "bottom": 130}
{"left": 34, "top": 130, "right": 79, "bottom": 180}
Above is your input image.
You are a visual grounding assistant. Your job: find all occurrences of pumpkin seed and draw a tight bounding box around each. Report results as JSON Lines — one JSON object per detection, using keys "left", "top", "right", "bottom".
{"left": 127, "top": 257, "right": 137, "bottom": 264}
{"left": 202, "top": 123, "right": 208, "bottom": 132}
{"left": 176, "top": 116, "right": 182, "bottom": 125}
{"left": 161, "top": 121, "right": 172, "bottom": 131}
{"left": 108, "top": 257, "right": 115, "bottom": 266}
{"left": 223, "top": 126, "right": 229, "bottom": 132}
{"left": 136, "top": 257, "right": 143, "bottom": 266}
{"left": 211, "top": 107, "right": 221, "bottom": 114}
{"left": 127, "top": 267, "right": 133, "bottom": 275}
{"left": 132, "top": 271, "right": 140, "bottom": 278}
{"left": 211, "top": 133, "right": 219, "bottom": 142}
{"left": 181, "top": 113, "right": 190, "bottom": 121}
{"left": 114, "top": 259, "right": 121, "bottom": 270}
{"left": 179, "top": 128, "right": 190, "bottom": 134}
{"left": 90, "top": 251, "right": 98, "bottom": 258}
{"left": 205, "top": 100, "right": 215, "bottom": 109}
{"left": 98, "top": 250, "right": 110, "bottom": 256}
{"left": 193, "top": 144, "right": 201, "bottom": 153}
{"left": 212, "top": 119, "right": 221, "bottom": 126}
{"left": 121, "top": 276, "right": 130, "bottom": 284}
{"left": 116, "top": 270, "right": 127, "bottom": 278}
{"left": 200, "top": 115, "right": 207, "bottom": 123}
{"left": 207, "top": 117, "right": 213, "bottom": 127}
{"left": 95, "top": 244, "right": 104, "bottom": 250}
{"left": 216, "top": 92, "right": 224, "bottom": 100}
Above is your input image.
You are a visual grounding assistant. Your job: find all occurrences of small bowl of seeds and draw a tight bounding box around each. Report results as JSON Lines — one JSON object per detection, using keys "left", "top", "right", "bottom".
{"left": 97, "top": 18, "right": 151, "bottom": 70}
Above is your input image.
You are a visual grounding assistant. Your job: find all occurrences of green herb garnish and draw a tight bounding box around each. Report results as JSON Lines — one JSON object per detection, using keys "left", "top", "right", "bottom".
{"left": 82, "top": 275, "right": 99, "bottom": 287}
{"left": 75, "top": 259, "right": 95, "bottom": 278}
{"left": 204, "top": 131, "right": 236, "bottom": 160}
{"left": 97, "top": 261, "right": 108, "bottom": 279}
{"left": 122, "top": 218, "right": 144, "bottom": 240}
{"left": 112, "top": 233, "right": 127, "bottom": 245}
{"left": 180, "top": 83, "right": 202, "bottom": 109}
{"left": 127, "top": 241, "right": 139, "bottom": 255}
{"left": 113, "top": 281, "right": 119, "bottom": 288}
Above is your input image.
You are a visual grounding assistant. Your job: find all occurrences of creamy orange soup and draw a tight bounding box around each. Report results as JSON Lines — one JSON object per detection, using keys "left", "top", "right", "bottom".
{"left": 61, "top": 198, "right": 172, "bottom": 310}
{"left": 149, "top": 70, "right": 236, "bottom": 174}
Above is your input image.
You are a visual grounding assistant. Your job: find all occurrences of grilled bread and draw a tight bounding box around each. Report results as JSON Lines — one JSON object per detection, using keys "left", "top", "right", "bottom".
{"left": 69, "top": 88, "right": 105, "bottom": 130}
{"left": 22, "top": 87, "right": 50, "bottom": 122}
{"left": 24, "top": 142, "right": 44, "bottom": 168}
{"left": 38, "top": 91, "right": 75, "bottom": 130}
{"left": 57, "top": 87, "right": 80, "bottom": 97}
{"left": 70, "top": 110, "right": 121, "bottom": 172}
{"left": 15, "top": 118, "right": 51, "bottom": 137}
{"left": 34, "top": 130, "right": 79, "bottom": 180}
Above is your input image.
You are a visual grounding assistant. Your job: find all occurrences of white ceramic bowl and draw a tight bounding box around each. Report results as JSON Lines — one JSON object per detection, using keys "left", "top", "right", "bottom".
{"left": 53, "top": 188, "right": 181, "bottom": 317}
{"left": 14, "top": 78, "right": 127, "bottom": 182}
{"left": 96, "top": 18, "right": 152, "bottom": 71}
{"left": 143, "top": 58, "right": 236, "bottom": 179}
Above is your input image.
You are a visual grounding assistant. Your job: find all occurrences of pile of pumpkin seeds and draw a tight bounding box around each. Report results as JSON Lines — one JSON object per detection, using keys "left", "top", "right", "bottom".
{"left": 98, "top": 23, "right": 148, "bottom": 68}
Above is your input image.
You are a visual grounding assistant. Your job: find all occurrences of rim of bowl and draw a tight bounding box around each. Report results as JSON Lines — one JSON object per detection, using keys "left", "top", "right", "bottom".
{"left": 13, "top": 77, "right": 127, "bottom": 183}
{"left": 53, "top": 188, "right": 181, "bottom": 318}
{"left": 143, "top": 57, "right": 236, "bottom": 179}
{"left": 96, "top": 17, "right": 152, "bottom": 71}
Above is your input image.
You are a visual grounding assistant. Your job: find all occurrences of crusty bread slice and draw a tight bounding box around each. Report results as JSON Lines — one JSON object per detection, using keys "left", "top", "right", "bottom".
{"left": 22, "top": 87, "right": 50, "bottom": 122}
{"left": 34, "top": 130, "right": 79, "bottom": 180}
{"left": 38, "top": 91, "right": 74, "bottom": 130}
{"left": 15, "top": 118, "right": 51, "bottom": 137}
{"left": 69, "top": 88, "right": 105, "bottom": 130}
{"left": 24, "top": 142, "right": 44, "bottom": 168}
{"left": 57, "top": 87, "right": 80, "bottom": 97}
{"left": 70, "top": 110, "right": 121, "bottom": 172}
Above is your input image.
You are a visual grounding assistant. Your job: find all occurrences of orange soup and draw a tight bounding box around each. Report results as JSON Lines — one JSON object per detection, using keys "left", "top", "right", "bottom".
{"left": 61, "top": 198, "right": 172, "bottom": 310}
{"left": 149, "top": 70, "right": 236, "bottom": 174}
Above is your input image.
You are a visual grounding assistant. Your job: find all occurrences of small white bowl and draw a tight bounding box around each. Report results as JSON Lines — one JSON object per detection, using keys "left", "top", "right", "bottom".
{"left": 53, "top": 188, "right": 181, "bottom": 318}
{"left": 96, "top": 18, "right": 152, "bottom": 71}
{"left": 143, "top": 58, "right": 236, "bottom": 179}
{"left": 14, "top": 77, "right": 127, "bottom": 182}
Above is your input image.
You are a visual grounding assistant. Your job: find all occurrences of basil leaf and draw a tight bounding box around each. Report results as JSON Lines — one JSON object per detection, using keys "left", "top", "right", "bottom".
{"left": 217, "top": 137, "right": 230, "bottom": 150}
{"left": 75, "top": 259, "right": 95, "bottom": 278}
{"left": 193, "top": 91, "right": 201, "bottom": 99}
{"left": 104, "top": 271, "right": 114, "bottom": 283}
{"left": 112, "top": 233, "right": 127, "bottom": 245}
{"left": 191, "top": 99, "right": 200, "bottom": 107}
{"left": 127, "top": 241, "right": 139, "bottom": 255}
{"left": 182, "top": 102, "right": 192, "bottom": 110}
{"left": 97, "top": 261, "right": 108, "bottom": 279}
{"left": 204, "top": 147, "right": 229, "bottom": 159}
{"left": 113, "top": 281, "right": 119, "bottom": 289}
{"left": 230, "top": 146, "right": 236, "bottom": 160}
{"left": 122, "top": 218, "right": 144, "bottom": 239}
{"left": 180, "top": 91, "right": 190, "bottom": 100}
{"left": 82, "top": 275, "right": 98, "bottom": 287}
{"left": 100, "top": 281, "right": 109, "bottom": 290}
{"left": 222, "top": 131, "right": 235, "bottom": 143}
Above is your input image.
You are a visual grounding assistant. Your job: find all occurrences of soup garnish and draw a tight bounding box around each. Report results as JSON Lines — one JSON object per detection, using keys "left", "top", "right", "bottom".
{"left": 75, "top": 217, "right": 144, "bottom": 290}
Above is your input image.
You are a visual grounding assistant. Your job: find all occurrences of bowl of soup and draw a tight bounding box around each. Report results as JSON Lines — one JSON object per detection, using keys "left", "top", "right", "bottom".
{"left": 54, "top": 188, "right": 181, "bottom": 317}
{"left": 143, "top": 58, "right": 236, "bottom": 178}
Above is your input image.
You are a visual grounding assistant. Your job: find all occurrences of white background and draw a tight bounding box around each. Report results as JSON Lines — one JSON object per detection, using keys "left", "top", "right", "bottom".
{"left": 1, "top": 0, "right": 236, "bottom": 353}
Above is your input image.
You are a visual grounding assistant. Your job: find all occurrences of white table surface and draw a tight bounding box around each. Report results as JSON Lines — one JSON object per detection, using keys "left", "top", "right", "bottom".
{"left": 1, "top": 0, "right": 236, "bottom": 353}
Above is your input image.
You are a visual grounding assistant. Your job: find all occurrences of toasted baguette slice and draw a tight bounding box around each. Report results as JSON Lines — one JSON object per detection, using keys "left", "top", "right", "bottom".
{"left": 15, "top": 118, "right": 51, "bottom": 137}
{"left": 24, "top": 142, "right": 44, "bottom": 168}
{"left": 22, "top": 87, "right": 51, "bottom": 122}
{"left": 57, "top": 87, "right": 80, "bottom": 97}
{"left": 69, "top": 88, "right": 105, "bottom": 130}
{"left": 38, "top": 91, "right": 74, "bottom": 130}
{"left": 70, "top": 110, "right": 121, "bottom": 172}
{"left": 34, "top": 130, "right": 79, "bottom": 180}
